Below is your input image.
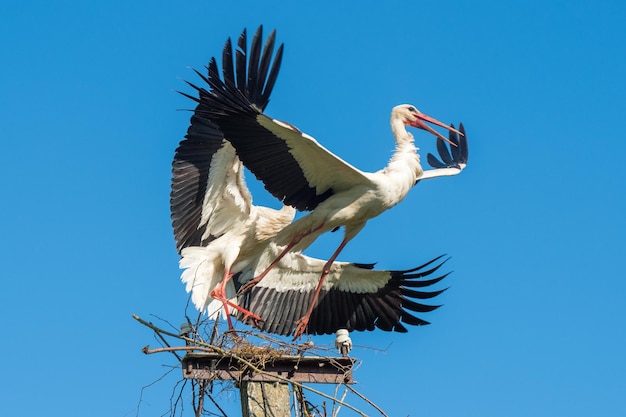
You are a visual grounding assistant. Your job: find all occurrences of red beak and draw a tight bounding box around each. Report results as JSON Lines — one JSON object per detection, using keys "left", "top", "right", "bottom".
{"left": 410, "top": 113, "right": 463, "bottom": 147}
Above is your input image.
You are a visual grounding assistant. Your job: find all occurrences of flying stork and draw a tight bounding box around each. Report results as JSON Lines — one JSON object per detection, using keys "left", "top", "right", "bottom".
{"left": 172, "top": 78, "right": 294, "bottom": 327}
{"left": 171, "top": 82, "right": 454, "bottom": 338}
{"left": 181, "top": 26, "right": 468, "bottom": 338}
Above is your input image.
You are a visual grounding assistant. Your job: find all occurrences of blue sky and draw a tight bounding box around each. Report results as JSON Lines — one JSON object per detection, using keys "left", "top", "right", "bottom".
{"left": 2, "top": 0, "right": 625, "bottom": 416}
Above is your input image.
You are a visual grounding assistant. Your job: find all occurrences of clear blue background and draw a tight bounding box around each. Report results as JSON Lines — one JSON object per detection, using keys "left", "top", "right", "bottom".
{"left": 2, "top": 1, "right": 625, "bottom": 416}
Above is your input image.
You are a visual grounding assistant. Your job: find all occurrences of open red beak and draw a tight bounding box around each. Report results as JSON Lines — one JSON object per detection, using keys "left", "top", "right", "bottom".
{"left": 411, "top": 113, "right": 463, "bottom": 147}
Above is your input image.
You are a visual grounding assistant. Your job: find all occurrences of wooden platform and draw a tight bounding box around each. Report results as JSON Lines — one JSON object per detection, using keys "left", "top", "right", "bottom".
{"left": 182, "top": 352, "right": 356, "bottom": 384}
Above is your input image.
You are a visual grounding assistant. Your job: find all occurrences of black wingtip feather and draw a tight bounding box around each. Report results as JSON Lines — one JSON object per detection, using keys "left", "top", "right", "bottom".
{"left": 394, "top": 254, "right": 447, "bottom": 275}
{"left": 402, "top": 287, "right": 448, "bottom": 300}
{"left": 426, "top": 123, "right": 469, "bottom": 169}
{"left": 437, "top": 133, "right": 454, "bottom": 165}
{"left": 400, "top": 272, "right": 451, "bottom": 288}
{"left": 401, "top": 311, "right": 431, "bottom": 326}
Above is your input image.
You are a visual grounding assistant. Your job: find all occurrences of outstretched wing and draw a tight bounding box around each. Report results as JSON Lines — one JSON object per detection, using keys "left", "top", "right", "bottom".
{"left": 236, "top": 253, "right": 450, "bottom": 336}
{"left": 182, "top": 26, "right": 372, "bottom": 212}
{"left": 172, "top": 27, "right": 286, "bottom": 253}
{"left": 170, "top": 110, "right": 227, "bottom": 252}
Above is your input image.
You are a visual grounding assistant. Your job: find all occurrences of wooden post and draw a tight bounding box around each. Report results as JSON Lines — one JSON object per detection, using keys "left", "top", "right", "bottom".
{"left": 240, "top": 381, "right": 290, "bottom": 417}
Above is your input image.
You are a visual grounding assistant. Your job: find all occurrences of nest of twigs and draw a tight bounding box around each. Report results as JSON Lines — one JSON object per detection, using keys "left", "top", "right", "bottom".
{"left": 134, "top": 313, "right": 387, "bottom": 417}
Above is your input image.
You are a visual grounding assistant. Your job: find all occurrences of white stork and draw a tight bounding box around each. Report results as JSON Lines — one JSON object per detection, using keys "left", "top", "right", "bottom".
{"left": 171, "top": 117, "right": 452, "bottom": 337}
{"left": 171, "top": 85, "right": 453, "bottom": 337}
{"left": 181, "top": 26, "right": 468, "bottom": 338}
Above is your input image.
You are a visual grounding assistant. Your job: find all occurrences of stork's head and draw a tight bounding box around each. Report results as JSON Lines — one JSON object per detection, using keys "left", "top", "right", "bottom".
{"left": 393, "top": 104, "right": 461, "bottom": 146}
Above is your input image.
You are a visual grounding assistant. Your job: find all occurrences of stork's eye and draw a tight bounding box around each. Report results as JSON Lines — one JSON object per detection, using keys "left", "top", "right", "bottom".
{"left": 407, "top": 106, "right": 417, "bottom": 112}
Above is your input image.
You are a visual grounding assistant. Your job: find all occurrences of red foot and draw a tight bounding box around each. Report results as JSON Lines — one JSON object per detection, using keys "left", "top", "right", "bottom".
{"left": 292, "top": 317, "right": 309, "bottom": 340}
{"left": 210, "top": 288, "right": 263, "bottom": 325}
{"left": 237, "top": 278, "right": 262, "bottom": 296}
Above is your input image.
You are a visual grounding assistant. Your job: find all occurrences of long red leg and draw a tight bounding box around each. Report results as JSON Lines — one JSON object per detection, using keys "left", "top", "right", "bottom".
{"left": 237, "top": 224, "right": 325, "bottom": 296}
{"left": 236, "top": 240, "right": 298, "bottom": 296}
{"left": 210, "top": 269, "right": 263, "bottom": 328}
{"left": 292, "top": 238, "right": 349, "bottom": 340}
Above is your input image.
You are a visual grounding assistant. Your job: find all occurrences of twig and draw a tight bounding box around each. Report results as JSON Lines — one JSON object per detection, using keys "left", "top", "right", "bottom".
{"left": 209, "top": 314, "right": 220, "bottom": 345}
{"left": 169, "top": 377, "right": 187, "bottom": 417}
{"left": 154, "top": 326, "right": 183, "bottom": 362}
{"left": 142, "top": 345, "right": 218, "bottom": 355}
{"left": 134, "top": 315, "right": 214, "bottom": 348}
{"left": 149, "top": 313, "right": 179, "bottom": 333}
{"left": 205, "top": 393, "right": 229, "bottom": 417}
{"left": 345, "top": 384, "right": 389, "bottom": 417}
{"left": 134, "top": 366, "right": 179, "bottom": 417}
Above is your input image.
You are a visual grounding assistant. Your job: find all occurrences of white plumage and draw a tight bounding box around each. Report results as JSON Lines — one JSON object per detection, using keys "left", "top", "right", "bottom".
{"left": 186, "top": 26, "right": 468, "bottom": 337}
{"left": 171, "top": 114, "right": 452, "bottom": 337}
{"left": 174, "top": 136, "right": 294, "bottom": 326}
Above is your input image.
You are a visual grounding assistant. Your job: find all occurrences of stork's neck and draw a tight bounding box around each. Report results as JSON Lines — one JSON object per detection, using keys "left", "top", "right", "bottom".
{"left": 382, "top": 118, "right": 423, "bottom": 203}
{"left": 390, "top": 116, "right": 414, "bottom": 146}
{"left": 388, "top": 117, "right": 422, "bottom": 171}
